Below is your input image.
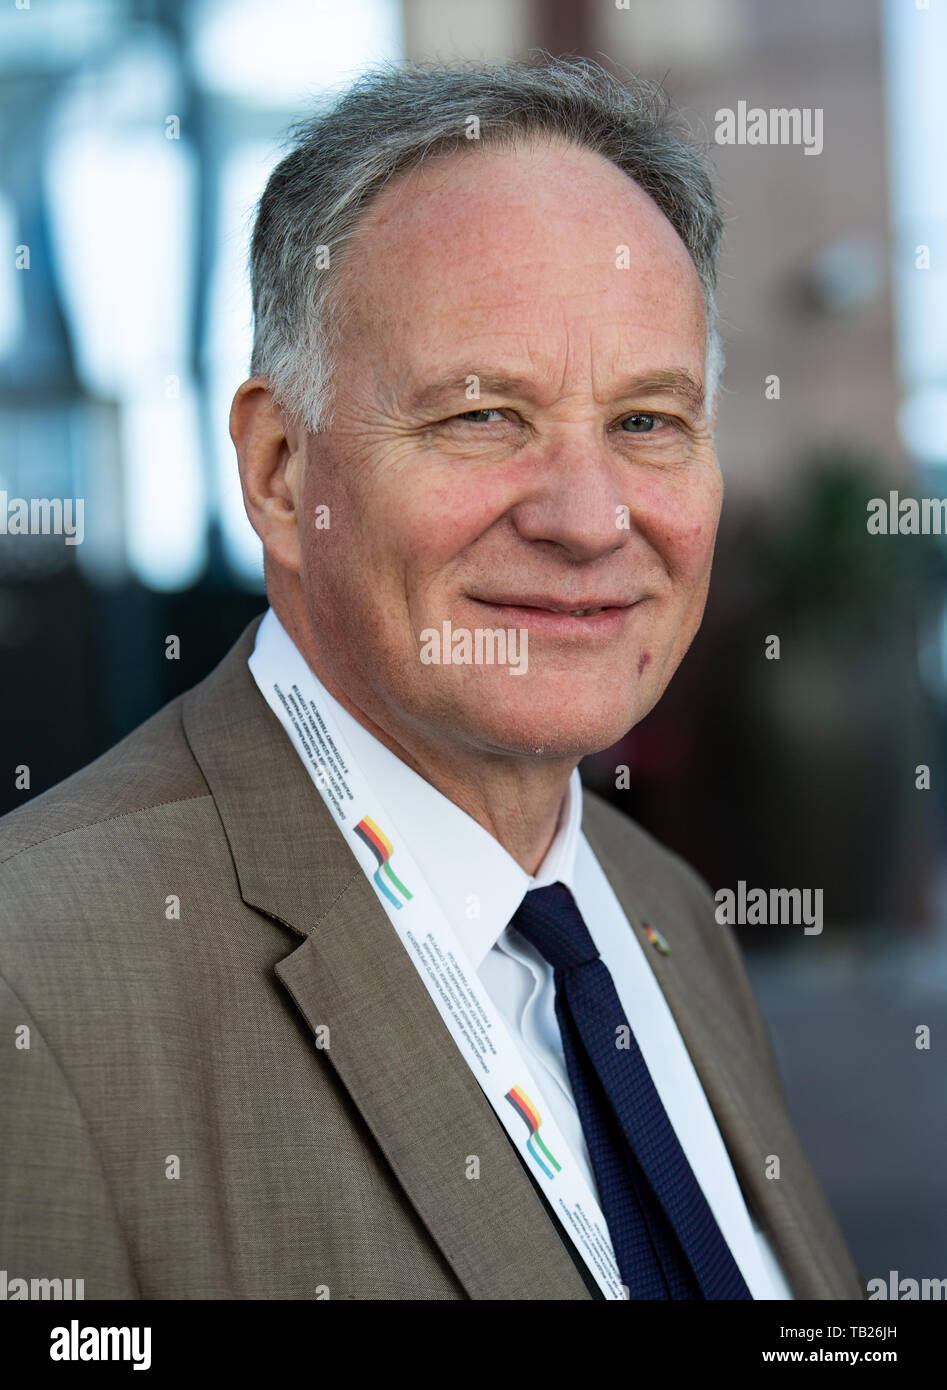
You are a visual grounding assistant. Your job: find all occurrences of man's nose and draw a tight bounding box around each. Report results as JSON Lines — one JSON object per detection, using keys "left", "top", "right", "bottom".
{"left": 507, "top": 431, "right": 632, "bottom": 563}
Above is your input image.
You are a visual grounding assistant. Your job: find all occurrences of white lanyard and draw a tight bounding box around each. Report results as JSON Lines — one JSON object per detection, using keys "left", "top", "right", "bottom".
{"left": 248, "top": 622, "right": 625, "bottom": 1299}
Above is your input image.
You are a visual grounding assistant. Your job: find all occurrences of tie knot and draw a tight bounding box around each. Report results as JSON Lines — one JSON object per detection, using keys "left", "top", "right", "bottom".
{"left": 509, "top": 882, "right": 599, "bottom": 971}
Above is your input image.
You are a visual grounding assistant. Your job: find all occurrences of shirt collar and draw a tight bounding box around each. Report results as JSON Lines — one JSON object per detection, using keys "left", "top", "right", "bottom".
{"left": 251, "top": 607, "right": 583, "bottom": 968}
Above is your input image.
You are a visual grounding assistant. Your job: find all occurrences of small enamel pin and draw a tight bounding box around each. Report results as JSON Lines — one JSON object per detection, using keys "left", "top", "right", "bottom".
{"left": 643, "top": 923, "right": 671, "bottom": 956}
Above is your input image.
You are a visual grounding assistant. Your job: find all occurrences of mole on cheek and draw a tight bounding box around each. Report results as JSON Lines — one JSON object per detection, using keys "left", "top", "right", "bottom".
{"left": 637, "top": 651, "right": 651, "bottom": 677}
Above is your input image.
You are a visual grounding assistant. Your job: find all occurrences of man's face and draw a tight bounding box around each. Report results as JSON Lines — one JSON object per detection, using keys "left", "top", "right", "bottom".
{"left": 293, "top": 137, "right": 722, "bottom": 762}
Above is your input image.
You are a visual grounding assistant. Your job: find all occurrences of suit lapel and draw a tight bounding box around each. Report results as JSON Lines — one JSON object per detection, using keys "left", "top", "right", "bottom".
{"left": 181, "top": 619, "right": 592, "bottom": 1300}
{"left": 274, "top": 877, "right": 594, "bottom": 1299}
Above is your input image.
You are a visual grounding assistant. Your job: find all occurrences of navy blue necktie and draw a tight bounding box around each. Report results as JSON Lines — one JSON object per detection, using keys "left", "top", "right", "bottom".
{"left": 511, "top": 882, "right": 752, "bottom": 1300}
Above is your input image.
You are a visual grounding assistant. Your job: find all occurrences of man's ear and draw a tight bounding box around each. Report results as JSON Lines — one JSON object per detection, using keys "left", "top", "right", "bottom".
{"left": 230, "top": 376, "right": 306, "bottom": 574}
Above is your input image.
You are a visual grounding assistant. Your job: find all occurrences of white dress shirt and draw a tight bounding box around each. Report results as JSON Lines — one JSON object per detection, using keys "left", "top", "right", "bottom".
{"left": 250, "top": 607, "right": 793, "bottom": 1299}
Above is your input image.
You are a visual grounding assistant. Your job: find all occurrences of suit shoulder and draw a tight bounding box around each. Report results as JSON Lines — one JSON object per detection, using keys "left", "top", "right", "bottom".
{"left": 0, "top": 694, "right": 210, "bottom": 871}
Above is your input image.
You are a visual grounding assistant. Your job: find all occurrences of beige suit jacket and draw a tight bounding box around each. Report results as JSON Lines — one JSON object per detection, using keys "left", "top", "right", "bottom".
{"left": 0, "top": 616, "right": 864, "bottom": 1299}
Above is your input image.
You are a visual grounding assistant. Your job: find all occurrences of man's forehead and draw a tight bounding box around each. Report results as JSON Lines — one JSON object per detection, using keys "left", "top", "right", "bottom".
{"left": 337, "top": 138, "right": 708, "bottom": 407}
{"left": 347, "top": 137, "right": 700, "bottom": 297}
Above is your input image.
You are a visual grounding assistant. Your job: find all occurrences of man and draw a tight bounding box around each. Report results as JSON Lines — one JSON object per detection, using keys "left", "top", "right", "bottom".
{"left": 0, "top": 59, "right": 862, "bottom": 1299}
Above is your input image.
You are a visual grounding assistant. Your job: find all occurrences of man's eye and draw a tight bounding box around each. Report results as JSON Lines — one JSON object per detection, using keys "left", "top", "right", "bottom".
{"left": 619, "top": 412, "right": 660, "bottom": 433}
{"left": 449, "top": 408, "right": 507, "bottom": 424}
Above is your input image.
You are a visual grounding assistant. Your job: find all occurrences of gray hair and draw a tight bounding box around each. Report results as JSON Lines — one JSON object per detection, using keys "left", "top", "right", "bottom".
{"left": 249, "top": 57, "right": 725, "bottom": 433}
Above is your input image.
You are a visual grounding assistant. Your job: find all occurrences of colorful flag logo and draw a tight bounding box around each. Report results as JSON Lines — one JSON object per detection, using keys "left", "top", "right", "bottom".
{"left": 354, "top": 816, "right": 413, "bottom": 909}
{"left": 505, "top": 1085, "right": 562, "bottom": 1180}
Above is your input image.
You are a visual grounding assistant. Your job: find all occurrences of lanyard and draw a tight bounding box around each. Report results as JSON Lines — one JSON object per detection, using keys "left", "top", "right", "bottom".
{"left": 248, "top": 619, "right": 626, "bottom": 1299}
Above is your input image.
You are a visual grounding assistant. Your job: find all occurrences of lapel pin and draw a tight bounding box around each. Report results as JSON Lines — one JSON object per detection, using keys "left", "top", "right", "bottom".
{"left": 643, "top": 923, "right": 671, "bottom": 956}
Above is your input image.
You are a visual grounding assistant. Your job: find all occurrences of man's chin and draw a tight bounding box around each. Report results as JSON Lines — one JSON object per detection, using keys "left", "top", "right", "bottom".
{"left": 446, "top": 705, "right": 642, "bottom": 763}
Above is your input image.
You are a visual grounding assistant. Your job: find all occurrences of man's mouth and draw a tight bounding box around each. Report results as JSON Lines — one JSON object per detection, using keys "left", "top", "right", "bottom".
{"left": 463, "top": 595, "right": 638, "bottom": 636}
{"left": 468, "top": 596, "right": 629, "bottom": 615}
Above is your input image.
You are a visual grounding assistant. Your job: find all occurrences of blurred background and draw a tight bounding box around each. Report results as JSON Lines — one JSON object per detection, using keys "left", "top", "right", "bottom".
{"left": 1, "top": 0, "right": 945, "bottom": 1288}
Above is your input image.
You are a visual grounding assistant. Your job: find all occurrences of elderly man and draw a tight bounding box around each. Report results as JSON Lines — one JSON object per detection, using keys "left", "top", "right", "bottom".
{"left": 0, "top": 59, "right": 861, "bottom": 1300}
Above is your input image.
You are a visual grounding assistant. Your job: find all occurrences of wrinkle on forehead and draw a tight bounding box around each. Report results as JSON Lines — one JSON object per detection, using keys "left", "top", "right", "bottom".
{"left": 331, "top": 135, "right": 708, "bottom": 413}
